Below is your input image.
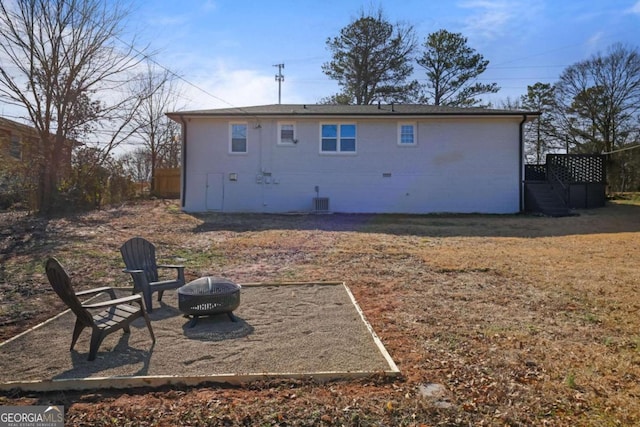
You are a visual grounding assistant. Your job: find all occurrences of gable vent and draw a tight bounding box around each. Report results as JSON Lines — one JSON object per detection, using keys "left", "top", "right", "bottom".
{"left": 313, "top": 197, "right": 329, "bottom": 212}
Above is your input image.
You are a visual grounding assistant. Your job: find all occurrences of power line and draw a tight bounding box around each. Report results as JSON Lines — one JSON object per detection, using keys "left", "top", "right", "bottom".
{"left": 49, "top": 0, "right": 257, "bottom": 116}
{"left": 602, "top": 144, "right": 640, "bottom": 155}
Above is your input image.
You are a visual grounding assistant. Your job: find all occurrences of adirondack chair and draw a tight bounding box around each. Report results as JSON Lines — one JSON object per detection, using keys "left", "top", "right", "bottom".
{"left": 120, "top": 237, "right": 185, "bottom": 312}
{"left": 45, "top": 257, "right": 155, "bottom": 361}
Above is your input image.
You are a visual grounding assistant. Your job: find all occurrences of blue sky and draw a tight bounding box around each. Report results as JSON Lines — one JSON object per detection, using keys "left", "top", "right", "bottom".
{"left": 132, "top": 0, "right": 640, "bottom": 110}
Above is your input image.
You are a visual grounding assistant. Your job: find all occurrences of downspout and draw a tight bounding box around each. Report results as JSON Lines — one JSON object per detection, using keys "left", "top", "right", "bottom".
{"left": 180, "top": 115, "right": 187, "bottom": 209}
{"left": 519, "top": 114, "right": 527, "bottom": 213}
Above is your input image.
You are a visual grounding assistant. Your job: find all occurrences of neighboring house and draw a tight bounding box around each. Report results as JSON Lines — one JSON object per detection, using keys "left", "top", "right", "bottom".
{"left": 0, "top": 116, "right": 40, "bottom": 163}
{"left": 0, "top": 116, "right": 41, "bottom": 206}
{"left": 0, "top": 116, "right": 74, "bottom": 172}
{"left": 166, "top": 104, "right": 539, "bottom": 214}
{"left": 0, "top": 116, "right": 76, "bottom": 208}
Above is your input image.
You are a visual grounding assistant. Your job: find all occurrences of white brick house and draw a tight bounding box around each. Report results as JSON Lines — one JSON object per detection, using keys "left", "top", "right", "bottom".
{"left": 167, "top": 104, "right": 539, "bottom": 214}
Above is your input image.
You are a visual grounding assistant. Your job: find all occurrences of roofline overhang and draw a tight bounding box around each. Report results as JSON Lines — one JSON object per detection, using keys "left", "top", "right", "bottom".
{"left": 167, "top": 111, "right": 541, "bottom": 121}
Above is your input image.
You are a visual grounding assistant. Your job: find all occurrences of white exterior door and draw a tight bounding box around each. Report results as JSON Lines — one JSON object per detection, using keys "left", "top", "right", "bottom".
{"left": 206, "top": 173, "right": 223, "bottom": 210}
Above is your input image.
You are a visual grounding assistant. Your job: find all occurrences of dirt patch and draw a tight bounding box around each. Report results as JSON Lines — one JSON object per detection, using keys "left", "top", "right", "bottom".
{"left": 1, "top": 200, "right": 640, "bottom": 425}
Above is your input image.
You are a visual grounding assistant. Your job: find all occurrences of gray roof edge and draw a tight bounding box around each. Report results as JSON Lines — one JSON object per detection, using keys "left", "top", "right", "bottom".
{"left": 166, "top": 104, "right": 541, "bottom": 118}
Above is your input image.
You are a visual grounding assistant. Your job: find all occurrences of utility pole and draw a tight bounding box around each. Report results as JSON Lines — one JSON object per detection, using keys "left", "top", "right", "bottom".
{"left": 274, "top": 63, "right": 284, "bottom": 104}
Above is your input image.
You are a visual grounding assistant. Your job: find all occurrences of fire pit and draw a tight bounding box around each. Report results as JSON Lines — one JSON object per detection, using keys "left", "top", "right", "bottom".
{"left": 178, "top": 277, "right": 241, "bottom": 327}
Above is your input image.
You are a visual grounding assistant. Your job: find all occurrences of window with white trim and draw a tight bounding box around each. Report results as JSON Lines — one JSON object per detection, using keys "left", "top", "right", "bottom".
{"left": 398, "top": 122, "right": 416, "bottom": 146}
{"left": 9, "top": 135, "right": 22, "bottom": 159}
{"left": 320, "top": 123, "right": 356, "bottom": 153}
{"left": 229, "top": 123, "right": 248, "bottom": 153}
{"left": 277, "top": 122, "right": 296, "bottom": 145}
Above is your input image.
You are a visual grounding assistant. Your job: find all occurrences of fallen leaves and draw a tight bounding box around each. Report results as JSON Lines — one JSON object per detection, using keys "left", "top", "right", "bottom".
{"left": 2, "top": 200, "right": 640, "bottom": 425}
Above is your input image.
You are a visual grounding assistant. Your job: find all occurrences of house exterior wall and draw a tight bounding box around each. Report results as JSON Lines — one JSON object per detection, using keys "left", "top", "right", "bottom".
{"left": 182, "top": 116, "right": 522, "bottom": 214}
{"left": 0, "top": 120, "right": 36, "bottom": 163}
{"left": 0, "top": 117, "right": 74, "bottom": 174}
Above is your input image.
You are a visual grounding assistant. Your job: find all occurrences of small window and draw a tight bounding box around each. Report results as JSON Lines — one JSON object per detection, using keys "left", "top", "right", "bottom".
{"left": 321, "top": 123, "right": 357, "bottom": 153}
{"left": 9, "top": 135, "right": 21, "bottom": 159}
{"left": 398, "top": 123, "right": 416, "bottom": 146}
{"left": 230, "top": 123, "right": 247, "bottom": 153}
{"left": 278, "top": 122, "right": 296, "bottom": 145}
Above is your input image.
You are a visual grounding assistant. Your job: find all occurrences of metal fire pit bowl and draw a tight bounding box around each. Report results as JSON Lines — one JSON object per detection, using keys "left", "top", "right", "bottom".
{"left": 178, "top": 277, "right": 241, "bottom": 327}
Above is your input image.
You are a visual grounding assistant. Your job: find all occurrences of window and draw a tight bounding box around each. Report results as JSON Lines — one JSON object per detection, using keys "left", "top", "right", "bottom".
{"left": 9, "top": 135, "right": 21, "bottom": 159}
{"left": 321, "top": 123, "right": 356, "bottom": 153}
{"left": 398, "top": 123, "right": 416, "bottom": 146}
{"left": 278, "top": 122, "right": 296, "bottom": 145}
{"left": 230, "top": 123, "right": 247, "bottom": 153}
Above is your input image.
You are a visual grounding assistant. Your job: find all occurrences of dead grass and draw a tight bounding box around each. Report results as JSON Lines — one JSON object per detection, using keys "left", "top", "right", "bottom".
{"left": 1, "top": 199, "right": 640, "bottom": 425}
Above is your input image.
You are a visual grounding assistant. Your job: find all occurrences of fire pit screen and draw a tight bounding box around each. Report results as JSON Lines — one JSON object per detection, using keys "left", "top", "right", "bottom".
{"left": 178, "top": 276, "right": 241, "bottom": 327}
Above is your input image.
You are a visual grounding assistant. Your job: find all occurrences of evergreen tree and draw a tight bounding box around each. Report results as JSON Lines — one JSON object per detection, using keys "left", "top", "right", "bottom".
{"left": 322, "top": 9, "right": 418, "bottom": 105}
{"left": 417, "top": 29, "right": 499, "bottom": 107}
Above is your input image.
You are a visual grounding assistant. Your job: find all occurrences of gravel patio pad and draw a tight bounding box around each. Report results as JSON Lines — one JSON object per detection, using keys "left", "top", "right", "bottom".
{"left": 0, "top": 282, "right": 398, "bottom": 392}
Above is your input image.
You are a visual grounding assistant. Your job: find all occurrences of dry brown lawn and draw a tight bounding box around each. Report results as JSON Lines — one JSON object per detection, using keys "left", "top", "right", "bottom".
{"left": 1, "top": 199, "right": 639, "bottom": 426}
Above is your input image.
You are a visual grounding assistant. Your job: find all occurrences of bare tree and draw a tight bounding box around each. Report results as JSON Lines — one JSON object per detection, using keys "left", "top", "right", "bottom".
{"left": 555, "top": 44, "right": 640, "bottom": 155}
{"left": 554, "top": 44, "right": 640, "bottom": 191}
{"left": 120, "top": 147, "right": 151, "bottom": 195}
{"left": 130, "top": 62, "right": 182, "bottom": 193}
{"left": 158, "top": 119, "right": 182, "bottom": 168}
{"left": 520, "top": 83, "right": 562, "bottom": 163}
{"left": 0, "top": 0, "right": 148, "bottom": 214}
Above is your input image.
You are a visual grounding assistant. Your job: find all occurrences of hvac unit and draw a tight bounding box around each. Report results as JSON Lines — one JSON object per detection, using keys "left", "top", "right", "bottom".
{"left": 313, "top": 197, "right": 330, "bottom": 212}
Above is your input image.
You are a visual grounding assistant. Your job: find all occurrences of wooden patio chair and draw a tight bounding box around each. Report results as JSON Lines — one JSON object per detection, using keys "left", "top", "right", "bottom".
{"left": 120, "top": 237, "right": 185, "bottom": 312}
{"left": 45, "top": 257, "right": 155, "bottom": 361}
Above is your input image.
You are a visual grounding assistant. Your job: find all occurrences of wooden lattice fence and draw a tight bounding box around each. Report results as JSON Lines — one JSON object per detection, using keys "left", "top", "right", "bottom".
{"left": 524, "top": 164, "right": 546, "bottom": 181}
{"left": 525, "top": 154, "right": 606, "bottom": 209}
{"left": 547, "top": 154, "right": 606, "bottom": 184}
